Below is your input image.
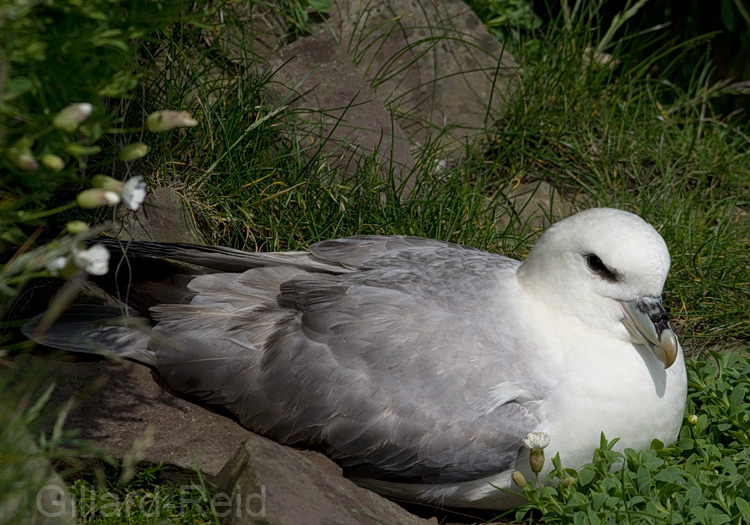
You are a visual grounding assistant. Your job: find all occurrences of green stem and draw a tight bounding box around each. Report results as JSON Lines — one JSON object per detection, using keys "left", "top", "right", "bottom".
{"left": 1, "top": 271, "right": 52, "bottom": 286}
{"left": 18, "top": 201, "right": 77, "bottom": 221}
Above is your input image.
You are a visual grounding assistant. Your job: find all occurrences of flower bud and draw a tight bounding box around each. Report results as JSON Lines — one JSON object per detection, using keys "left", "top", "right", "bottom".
{"left": 91, "top": 175, "right": 125, "bottom": 192}
{"left": 65, "top": 220, "right": 89, "bottom": 234}
{"left": 76, "top": 188, "right": 121, "bottom": 208}
{"left": 8, "top": 148, "right": 39, "bottom": 172}
{"left": 41, "top": 153, "right": 65, "bottom": 171}
{"left": 53, "top": 103, "right": 93, "bottom": 132}
{"left": 687, "top": 414, "right": 698, "bottom": 426}
{"left": 529, "top": 448, "right": 545, "bottom": 474}
{"left": 522, "top": 432, "right": 550, "bottom": 474}
{"left": 512, "top": 471, "right": 527, "bottom": 487}
{"left": 146, "top": 110, "right": 198, "bottom": 132}
{"left": 117, "top": 142, "right": 149, "bottom": 161}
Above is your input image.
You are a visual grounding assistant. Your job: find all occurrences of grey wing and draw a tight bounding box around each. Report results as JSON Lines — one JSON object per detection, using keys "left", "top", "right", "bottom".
{"left": 149, "top": 238, "right": 541, "bottom": 484}
{"left": 95, "top": 235, "right": 476, "bottom": 273}
{"left": 95, "top": 238, "right": 346, "bottom": 273}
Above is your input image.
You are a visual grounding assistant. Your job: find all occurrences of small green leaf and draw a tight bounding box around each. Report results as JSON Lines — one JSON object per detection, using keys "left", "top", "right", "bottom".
{"left": 591, "top": 492, "right": 607, "bottom": 510}
{"left": 578, "top": 466, "right": 596, "bottom": 486}
{"left": 636, "top": 465, "right": 652, "bottom": 494}
{"left": 308, "top": 0, "right": 333, "bottom": 12}
{"left": 686, "top": 485, "right": 702, "bottom": 507}
{"left": 736, "top": 497, "right": 750, "bottom": 517}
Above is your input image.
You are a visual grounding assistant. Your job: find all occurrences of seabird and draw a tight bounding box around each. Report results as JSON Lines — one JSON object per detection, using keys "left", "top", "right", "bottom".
{"left": 24, "top": 207, "right": 687, "bottom": 509}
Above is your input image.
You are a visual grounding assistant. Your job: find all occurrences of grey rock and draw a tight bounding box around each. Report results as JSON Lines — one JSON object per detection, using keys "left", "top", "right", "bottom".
{"left": 330, "top": 0, "right": 520, "bottom": 147}
{"left": 495, "top": 180, "right": 577, "bottom": 232}
{"left": 215, "top": 434, "right": 436, "bottom": 525}
{"left": 212, "top": 0, "right": 520, "bottom": 191}
{"left": 42, "top": 359, "right": 254, "bottom": 482}
{"left": 112, "top": 187, "right": 203, "bottom": 244}
{"left": 267, "top": 28, "right": 418, "bottom": 192}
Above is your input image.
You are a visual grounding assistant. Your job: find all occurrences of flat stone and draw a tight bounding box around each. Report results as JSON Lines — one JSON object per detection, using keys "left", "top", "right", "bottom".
{"left": 330, "top": 0, "right": 520, "bottom": 147}
{"left": 266, "top": 29, "right": 418, "bottom": 191}
{"left": 113, "top": 187, "right": 203, "bottom": 244}
{"left": 215, "top": 434, "right": 437, "bottom": 525}
{"left": 209, "top": 0, "right": 520, "bottom": 191}
{"left": 38, "top": 358, "right": 254, "bottom": 482}
{"left": 496, "top": 180, "right": 577, "bottom": 232}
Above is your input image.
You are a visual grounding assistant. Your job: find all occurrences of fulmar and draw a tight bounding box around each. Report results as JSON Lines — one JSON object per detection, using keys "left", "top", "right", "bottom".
{"left": 24, "top": 207, "right": 688, "bottom": 509}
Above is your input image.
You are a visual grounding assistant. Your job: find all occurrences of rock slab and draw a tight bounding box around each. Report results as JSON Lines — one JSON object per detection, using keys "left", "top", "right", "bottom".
{"left": 215, "top": 434, "right": 435, "bottom": 525}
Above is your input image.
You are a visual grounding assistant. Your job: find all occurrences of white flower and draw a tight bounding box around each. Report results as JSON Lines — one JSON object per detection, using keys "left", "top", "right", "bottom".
{"left": 46, "top": 256, "right": 68, "bottom": 276}
{"left": 523, "top": 432, "right": 551, "bottom": 474}
{"left": 79, "top": 176, "right": 146, "bottom": 211}
{"left": 121, "top": 176, "right": 147, "bottom": 211}
{"left": 72, "top": 244, "right": 110, "bottom": 276}
{"left": 522, "top": 432, "right": 550, "bottom": 450}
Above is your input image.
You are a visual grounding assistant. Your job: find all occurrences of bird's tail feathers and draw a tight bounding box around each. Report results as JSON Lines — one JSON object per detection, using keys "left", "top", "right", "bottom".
{"left": 22, "top": 305, "right": 156, "bottom": 366}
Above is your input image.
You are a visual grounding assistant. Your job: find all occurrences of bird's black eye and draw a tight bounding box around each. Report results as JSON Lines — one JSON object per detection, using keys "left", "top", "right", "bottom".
{"left": 585, "top": 254, "right": 618, "bottom": 282}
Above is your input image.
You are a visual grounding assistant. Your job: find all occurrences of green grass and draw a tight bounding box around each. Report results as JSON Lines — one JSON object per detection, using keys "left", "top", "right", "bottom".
{"left": 2, "top": 0, "right": 750, "bottom": 523}
{"left": 63, "top": 463, "right": 220, "bottom": 524}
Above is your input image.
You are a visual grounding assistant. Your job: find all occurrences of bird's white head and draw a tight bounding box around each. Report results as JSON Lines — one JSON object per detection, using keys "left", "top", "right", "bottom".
{"left": 517, "top": 208, "right": 679, "bottom": 367}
